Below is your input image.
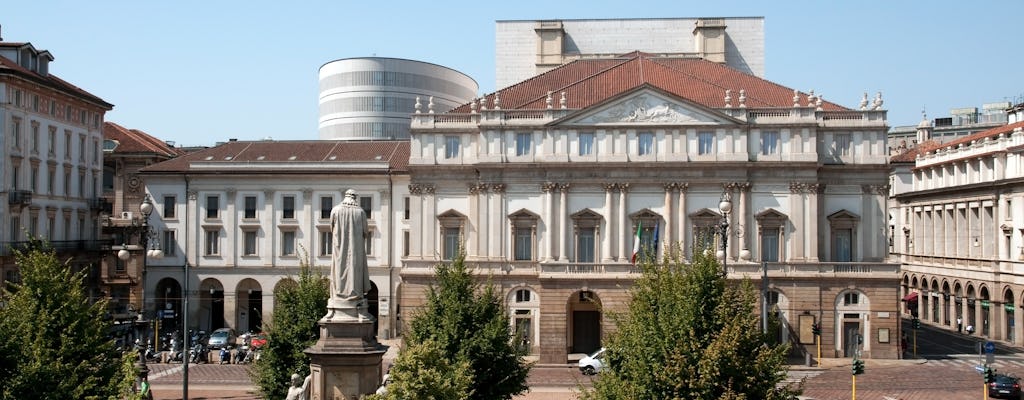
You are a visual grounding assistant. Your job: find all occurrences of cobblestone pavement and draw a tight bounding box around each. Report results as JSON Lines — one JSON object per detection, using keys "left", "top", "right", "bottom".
{"left": 145, "top": 354, "right": 1024, "bottom": 400}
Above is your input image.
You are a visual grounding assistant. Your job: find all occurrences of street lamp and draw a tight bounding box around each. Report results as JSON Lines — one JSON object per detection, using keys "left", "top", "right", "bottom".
{"left": 131, "top": 194, "right": 163, "bottom": 398}
{"left": 718, "top": 191, "right": 732, "bottom": 277}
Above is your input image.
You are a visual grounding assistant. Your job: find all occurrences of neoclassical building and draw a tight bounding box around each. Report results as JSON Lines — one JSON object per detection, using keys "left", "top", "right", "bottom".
{"left": 402, "top": 52, "right": 899, "bottom": 362}
{"left": 893, "top": 103, "right": 1024, "bottom": 344}
{"left": 138, "top": 140, "right": 410, "bottom": 338}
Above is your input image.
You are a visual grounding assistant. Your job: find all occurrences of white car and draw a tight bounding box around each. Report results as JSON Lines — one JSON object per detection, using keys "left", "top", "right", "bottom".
{"left": 578, "top": 347, "right": 606, "bottom": 375}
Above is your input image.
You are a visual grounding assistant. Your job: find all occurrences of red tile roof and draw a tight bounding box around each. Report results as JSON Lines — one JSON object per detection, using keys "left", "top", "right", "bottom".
{"left": 451, "top": 53, "right": 848, "bottom": 112}
{"left": 0, "top": 43, "right": 112, "bottom": 109}
{"left": 140, "top": 140, "right": 410, "bottom": 174}
{"left": 103, "top": 122, "right": 185, "bottom": 157}
{"left": 891, "top": 121, "right": 1024, "bottom": 164}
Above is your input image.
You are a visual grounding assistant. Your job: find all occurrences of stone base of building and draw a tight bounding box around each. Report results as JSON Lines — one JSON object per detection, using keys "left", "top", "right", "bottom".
{"left": 305, "top": 319, "right": 387, "bottom": 400}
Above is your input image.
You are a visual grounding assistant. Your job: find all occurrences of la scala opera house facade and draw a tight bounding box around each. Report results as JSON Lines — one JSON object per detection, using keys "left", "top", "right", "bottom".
{"left": 399, "top": 52, "right": 899, "bottom": 362}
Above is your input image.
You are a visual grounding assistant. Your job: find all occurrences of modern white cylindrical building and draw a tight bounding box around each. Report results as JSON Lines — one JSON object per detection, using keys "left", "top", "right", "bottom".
{"left": 318, "top": 57, "right": 478, "bottom": 141}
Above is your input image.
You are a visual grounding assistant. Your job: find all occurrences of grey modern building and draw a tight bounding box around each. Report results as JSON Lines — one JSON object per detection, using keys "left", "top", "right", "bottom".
{"left": 318, "top": 57, "right": 478, "bottom": 141}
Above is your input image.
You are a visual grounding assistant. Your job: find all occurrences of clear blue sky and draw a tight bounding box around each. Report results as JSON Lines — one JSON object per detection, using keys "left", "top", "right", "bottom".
{"left": 5, "top": 1, "right": 1022, "bottom": 147}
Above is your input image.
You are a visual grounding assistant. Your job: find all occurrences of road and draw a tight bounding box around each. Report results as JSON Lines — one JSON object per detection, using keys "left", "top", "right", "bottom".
{"left": 146, "top": 322, "right": 1024, "bottom": 400}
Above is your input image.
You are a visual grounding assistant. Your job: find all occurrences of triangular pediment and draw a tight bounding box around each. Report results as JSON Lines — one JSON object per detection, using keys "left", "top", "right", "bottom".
{"left": 559, "top": 87, "right": 735, "bottom": 126}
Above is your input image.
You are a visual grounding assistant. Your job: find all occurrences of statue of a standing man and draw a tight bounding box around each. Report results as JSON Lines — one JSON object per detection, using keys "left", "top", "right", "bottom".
{"left": 324, "top": 189, "right": 372, "bottom": 322}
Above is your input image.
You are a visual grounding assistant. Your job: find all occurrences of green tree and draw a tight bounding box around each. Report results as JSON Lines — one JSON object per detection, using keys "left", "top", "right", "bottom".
{"left": 250, "top": 256, "right": 328, "bottom": 400}
{"left": 366, "top": 339, "right": 473, "bottom": 400}
{"left": 0, "top": 240, "right": 137, "bottom": 400}
{"left": 400, "top": 250, "right": 530, "bottom": 400}
{"left": 583, "top": 248, "right": 800, "bottom": 400}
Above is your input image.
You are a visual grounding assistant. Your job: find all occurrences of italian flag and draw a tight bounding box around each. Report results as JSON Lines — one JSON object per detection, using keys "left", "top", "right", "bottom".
{"left": 631, "top": 221, "right": 642, "bottom": 264}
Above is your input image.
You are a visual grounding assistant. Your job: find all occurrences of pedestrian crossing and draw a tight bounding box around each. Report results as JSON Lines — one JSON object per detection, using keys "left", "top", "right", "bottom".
{"left": 781, "top": 369, "right": 825, "bottom": 386}
{"left": 918, "top": 356, "right": 1024, "bottom": 370}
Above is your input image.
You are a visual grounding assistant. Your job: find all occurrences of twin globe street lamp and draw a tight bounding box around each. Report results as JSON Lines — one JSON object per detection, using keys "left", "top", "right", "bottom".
{"left": 717, "top": 191, "right": 732, "bottom": 277}
{"left": 117, "top": 194, "right": 163, "bottom": 397}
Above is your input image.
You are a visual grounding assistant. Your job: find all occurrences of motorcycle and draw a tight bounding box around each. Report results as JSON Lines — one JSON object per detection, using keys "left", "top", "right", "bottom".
{"left": 235, "top": 344, "right": 250, "bottom": 364}
{"left": 188, "top": 342, "right": 208, "bottom": 364}
{"left": 144, "top": 340, "right": 162, "bottom": 363}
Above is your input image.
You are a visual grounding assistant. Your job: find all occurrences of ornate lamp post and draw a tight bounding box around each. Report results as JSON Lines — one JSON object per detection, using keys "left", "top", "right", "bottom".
{"left": 129, "top": 194, "right": 162, "bottom": 398}
{"left": 718, "top": 191, "right": 732, "bottom": 277}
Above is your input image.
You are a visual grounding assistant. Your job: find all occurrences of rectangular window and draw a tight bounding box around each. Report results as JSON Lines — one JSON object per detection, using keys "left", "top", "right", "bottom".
{"left": 10, "top": 217, "right": 18, "bottom": 242}
{"left": 282, "top": 231, "right": 296, "bottom": 256}
{"left": 515, "top": 132, "right": 532, "bottom": 156}
{"left": 64, "top": 131, "right": 71, "bottom": 158}
{"left": 204, "top": 229, "right": 219, "bottom": 255}
{"left": 834, "top": 229, "right": 852, "bottom": 262}
{"left": 761, "top": 131, "right": 779, "bottom": 155}
{"left": 576, "top": 228, "right": 595, "bottom": 262}
{"left": 698, "top": 131, "right": 714, "bottom": 155}
{"left": 32, "top": 95, "right": 38, "bottom": 112}
{"left": 162, "top": 230, "right": 176, "bottom": 256}
{"left": 243, "top": 230, "right": 257, "bottom": 256}
{"left": 761, "top": 230, "right": 779, "bottom": 262}
{"left": 62, "top": 217, "right": 69, "bottom": 240}
{"left": 12, "top": 165, "right": 19, "bottom": 190}
{"left": 844, "top": 292, "right": 860, "bottom": 305}
{"left": 443, "top": 227, "right": 461, "bottom": 260}
{"left": 31, "top": 124, "right": 39, "bottom": 153}
{"left": 206, "top": 195, "right": 219, "bottom": 219}
{"left": 93, "top": 139, "right": 99, "bottom": 164}
{"left": 29, "top": 216, "right": 38, "bottom": 238}
{"left": 403, "top": 231, "right": 410, "bottom": 257}
{"left": 46, "top": 169, "right": 54, "bottom": 194}
{"left": 49, "top": 100, "right": 56, "bottom": 116}
{"left": 444, "top": 135, "right": 460, "bottom": 159}
{"left": 320, "top": 196, "right": 333, "bottom": 219}
{"left": 319, "top": 230, "right": 332, "bottom": 256}
{"left": 47, "top": 217, "right": 54, "bottom": 241}
{"left": 30, "top": 167, "right": 38, "bottom": 192}
{"left": 283, "top": 196, "right": 295, "bottom": 219}
{"left": 360, "top": 196, "right": 372, "bottom": 219}
{"left": 403, "top": 197, "right": 410, "bottom": 220}
{"left": 78, "top": 217, "right": 85, "bottom": 240}
{"left": 79, "top": 135, "right": 85, "bottom": 161}
{"left": 163, "top": 196, "right": 176, "bottom": 219}
{"left": 579, "top": 132, "right": 594, "bottom": 156}
{"left": 835, "top": 133, "right": 851, "bottom": 156}
{"left": 48, "top": 127, "right": 56, "bottom": 155}
{"left": 63, "top": 171, "right": 70, "bottom": 196}
{"left": 244, "top": 196, "right": 257, "bottom": 219}
{"left": 514, "top": 227, "right": 532, "bottom": 261}
{"left": 11, "top": 119, "right": 21, "bottom": 149}
{"left": 637, "top": 132, "right": 654, "bottom": 156}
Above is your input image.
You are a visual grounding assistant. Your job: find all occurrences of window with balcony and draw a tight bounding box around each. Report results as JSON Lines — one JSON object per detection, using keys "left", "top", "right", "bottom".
{"left": 283, "top": 196, "right": 295, "bottom": 219}
{"left": 444, "top": 135, "right": 460, "bottom": 159}
{"left": 571, "top": 209, "right": 602, "bottom": 263}
{"left": 163, "top": 196, "right": 176, "bottom": 219}
{"left": 281, "top": 230, "right": 296, "bottom": 256}
{"left": 206, "top": 195, "right": 219, "bottom": 219}
{"left": 31, "top": 123, "right": 39, "bottom": 153}
{"left": 11, "top": 118, "right": 21, "bottom": 149}
{"left": 244, "top": 196, "right": 257, "bottom": 219}
{"left": 319, "top": 230, "right": 332, "bottom": 256}
{"left": 579, "top": 132, "right": 594, "bottom": 156}
{"left": 205, "top": 229, "right": 220, "bottom": 256}
{"left": 64, "top": 131, "right": 71, "bottom": 159}
{"left": 761, "top": 131, "right": 779, "bottom": 155}
{"left": 162, "top": 230, "right": 176, "bottom": 256}
{"left": 637, "top": 132, "right": 653, "bottom": 156}
{"left": 320, "top": 196, "right": 333, "bottom": 219}
{"left": 47, "top": 127, "right": 56, "bottom": 156}
{"left": 698, "top": 131, "right": 714, "bottom": 155}
{"left": 756, "top": 209, "right": 787, "bottom": 262}
{"left": 828, "top": 210, "right": 859, "bottom": 262}
{"left": 516, "top": 132, "right": 532, "bottom": 156}
{"left": 243, "top": 230, "right": 258, "bottom": 256}
{"left": 510, "top": 209, "right": 539, "bottom": 261}
{"left": 360, "top": 196, "right": 372, "bottom": 219}
{"left": 835, "top": 133, "right": 851, "bottom": 156}
{"left": 438, "top": 210, "right": 466, "bottom": 261}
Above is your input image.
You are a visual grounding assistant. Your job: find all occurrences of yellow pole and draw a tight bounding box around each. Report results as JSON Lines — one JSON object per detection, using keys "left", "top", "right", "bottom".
{"left": 817, "top": 337, "right": 821, "bottom": 367}
{"left": 852, "top": 374, "right": 856, "bottom": 400}
{"left": 154, "top": 319, "right": 159, "bottom": 354}
{"left": 985, "top": 381, "right": 989, "bottom": 400}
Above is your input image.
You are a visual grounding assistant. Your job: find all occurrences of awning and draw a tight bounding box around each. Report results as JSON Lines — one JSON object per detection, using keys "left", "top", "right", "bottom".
{"left": 902, "top": 292, "right": 919, "bottom": 302}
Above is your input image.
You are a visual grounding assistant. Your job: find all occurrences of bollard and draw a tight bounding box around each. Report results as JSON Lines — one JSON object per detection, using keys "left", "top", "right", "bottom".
{"left": 805, "top": 353, "right": 812, "bottom": 366}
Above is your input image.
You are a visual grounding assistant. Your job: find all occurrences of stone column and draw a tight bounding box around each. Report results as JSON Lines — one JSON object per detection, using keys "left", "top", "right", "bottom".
{"left": 807, "top": 184, "right": 823, "bottom": 262}
{"left": 790, "top": 183, "right": 805, "bottom": 261}
{"left": 602, "top": 183, "right": 615, "bottom": 263}
{"left": 678, "top": 183, "right": 688, "bottom": 256}
{"left": 738, "top": 182, "right": 751, "bottom": 260}
{"left": 468, "top": 183, "right": 484, "bottom": 259}
{"left": 663, "top": 183, "right": 674, "bottom": 258}
{"left": 618, "top": 184, "right": 630, "bottom": 261}
{"left": 558, "top": 183, "right": 570, "bottom": 261}
{"left": 424, "top": 185, "right": 437, "bottom": 258}
{"left": 408, "top": 185, "right": 423, "bottom": 258}
{"left": 723, "top": 182, "right": 736, "bottom": 261}
{"left": 491, "top": 184, "right": 506, "bottom": 259}
{"left": 541, "top": 183, "right": 556, "bottom": 262}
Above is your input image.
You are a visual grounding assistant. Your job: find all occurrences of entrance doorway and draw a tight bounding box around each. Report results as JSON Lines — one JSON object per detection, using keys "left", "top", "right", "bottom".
{"left": 568, "top": 290, "right": 602, "bottom": 354}
{"left": 843, "top": 320, "right": 861, "bottom": 357}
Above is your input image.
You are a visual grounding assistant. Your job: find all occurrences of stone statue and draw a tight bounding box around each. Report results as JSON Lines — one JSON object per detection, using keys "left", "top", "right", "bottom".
{"left": 285, "top": 373, "right": 311, "bottom": 400}
{"left": 324, "top": 189, "right": 372, "bottom": 322}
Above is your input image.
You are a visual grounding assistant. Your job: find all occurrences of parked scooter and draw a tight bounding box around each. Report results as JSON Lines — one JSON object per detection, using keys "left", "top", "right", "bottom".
{"left": 144, "top": 339, "right": 162, "bottom": 363}
{"left": 188, "top": 341, "right": 208, "bottom": 364}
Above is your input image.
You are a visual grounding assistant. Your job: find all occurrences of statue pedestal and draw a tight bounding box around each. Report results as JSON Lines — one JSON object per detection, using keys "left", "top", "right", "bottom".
{"left": 305, "top": 319, "right": 387, "bottom": 400}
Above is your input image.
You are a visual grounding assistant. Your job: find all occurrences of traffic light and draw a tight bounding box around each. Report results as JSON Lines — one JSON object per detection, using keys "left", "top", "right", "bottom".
{"left": 912, "top": 317, "right": 921, "bottom": 330}
{"left": 812, "top": 323, "right": 821, "bottom": 336}
{"left": 984, "top": 367, "right": 996, "bottom": 383}
{"left": 852, "top": 359, "right": 865, "bottom": 375}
